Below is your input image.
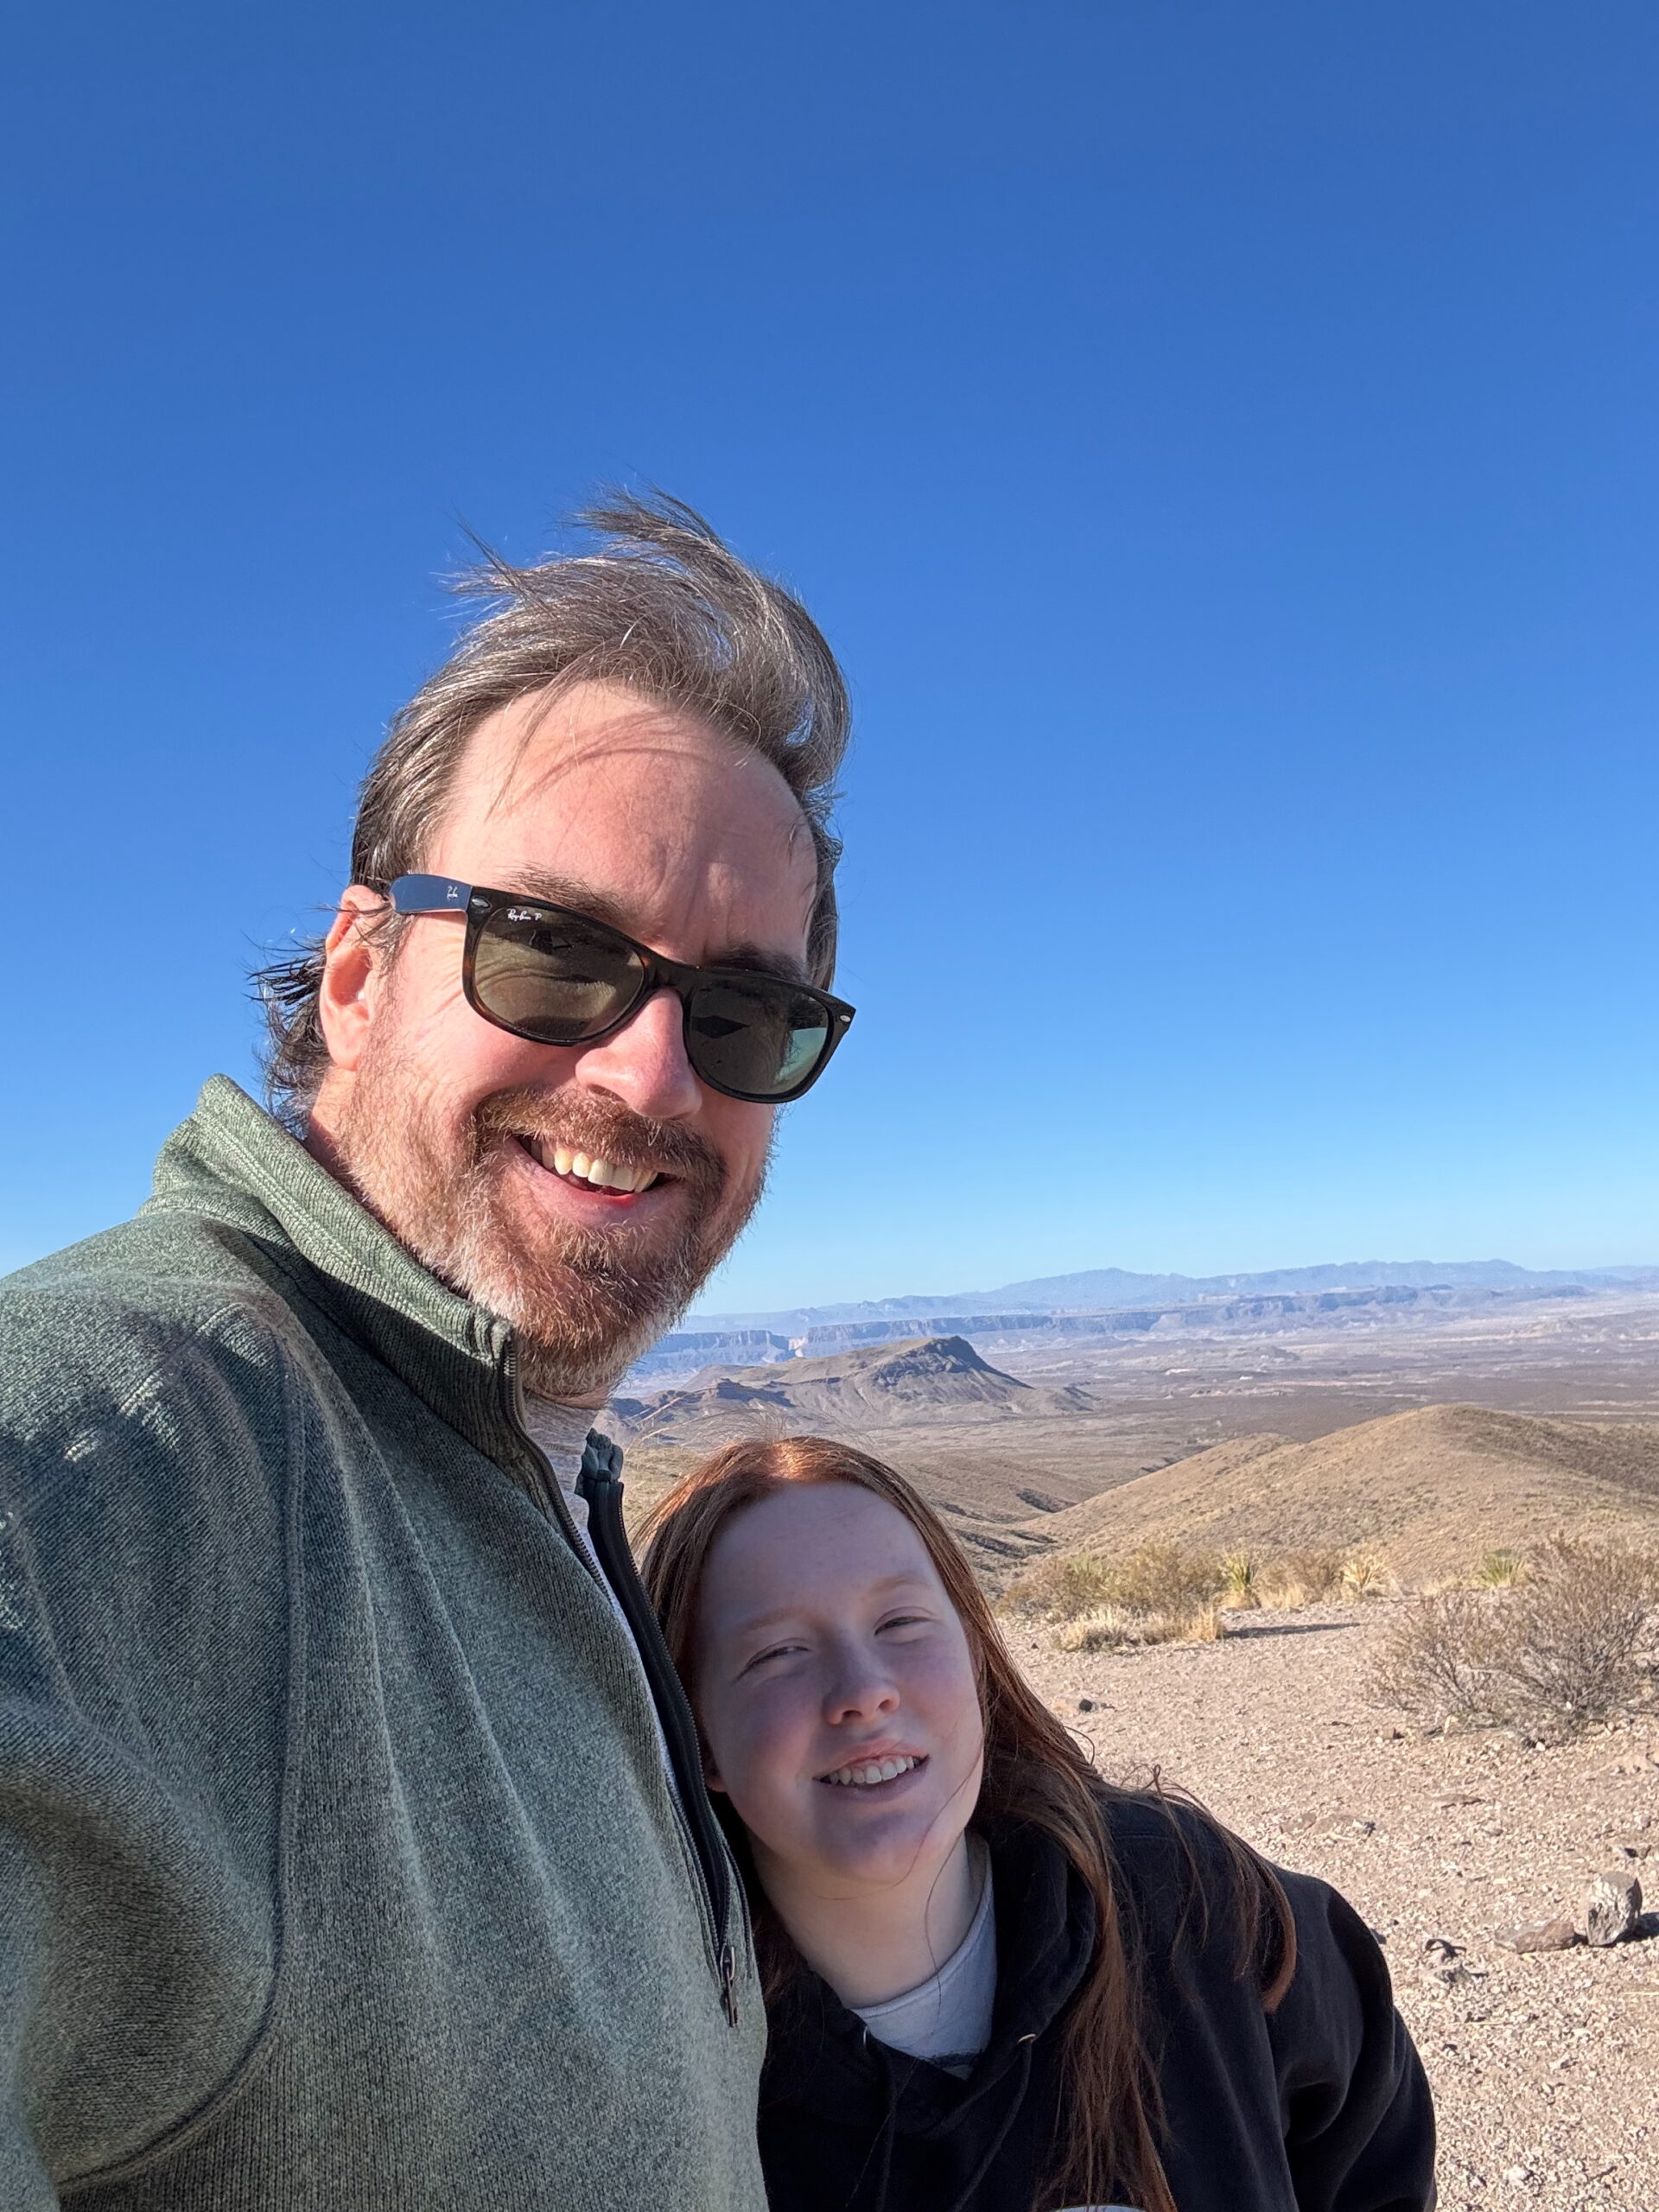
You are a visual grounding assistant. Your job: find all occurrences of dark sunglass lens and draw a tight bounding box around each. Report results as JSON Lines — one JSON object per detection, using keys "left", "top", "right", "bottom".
{"left": 471, "top": 905, "right": 645, "bottom": 1043}
{"left": 687, "top": 981, "right": 832, "bottom": 1099}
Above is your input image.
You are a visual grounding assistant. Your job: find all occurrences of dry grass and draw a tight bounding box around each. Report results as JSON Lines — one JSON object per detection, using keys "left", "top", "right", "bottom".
{"left": 1001, "top": 1537, "right": 1392, "bottom": 1654}
{"left": 1262, "top": 1547, "right": 1348, "bottom": 1601}
{"left": 1055, "top": 1601, "right": 1226, "bottom": 1652}
{"left": 999, "top": 1552, "right": 1121, "bottom": 1618}
{"left": 1373, "top": 1535, "right": 1659, "bottom": 1735}
{"left": 1001, "top": 1541, "right": 1224, "bottom": 1623}
{"left": 1106, "top": 1542, "right": 1225, "bottom": 1614}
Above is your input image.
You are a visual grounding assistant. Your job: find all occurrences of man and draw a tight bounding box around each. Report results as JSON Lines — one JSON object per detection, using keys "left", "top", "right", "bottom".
{"left": 0, "top": 496, "right": 855, "bottom": 2209}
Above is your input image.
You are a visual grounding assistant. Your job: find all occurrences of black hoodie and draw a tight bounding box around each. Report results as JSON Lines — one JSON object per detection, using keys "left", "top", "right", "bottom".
{"left": 757, "top": 1802, "right": 1435, "bottom": 2212}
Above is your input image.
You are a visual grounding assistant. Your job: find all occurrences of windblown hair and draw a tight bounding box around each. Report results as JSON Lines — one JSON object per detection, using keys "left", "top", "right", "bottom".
{"left": 639, "top": 1436, "right": 1296, "bottom": 2212}
{"left": 254, "top": 492, "right": 850, "bottom": 1128}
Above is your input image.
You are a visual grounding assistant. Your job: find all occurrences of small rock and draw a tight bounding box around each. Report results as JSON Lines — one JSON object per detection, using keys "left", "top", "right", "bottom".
{"left": 1494, "top": 1916, "right": 1581, "bottom": 1954}
{"left": 1077, "top": 1697, "right": 1095, "bottom": 1712}
{"left": 1583, "top": 1871, "right": 1642, "bottom": 1947}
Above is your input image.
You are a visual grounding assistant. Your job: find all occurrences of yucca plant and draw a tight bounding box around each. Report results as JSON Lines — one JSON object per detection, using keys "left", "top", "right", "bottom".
{"left": 1341, "top": 1550, "right": 1390, "bottom": 1600}
{"left": 1219, "top": 1552, "right": 1261, "bottom": 1611}
{"left": 1472, "top": 1548, "right": 1527, "bottom": 1588}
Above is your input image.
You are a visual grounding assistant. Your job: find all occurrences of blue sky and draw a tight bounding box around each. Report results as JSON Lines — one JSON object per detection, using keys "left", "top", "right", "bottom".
{"left": 3, "top": 2, "right": 1657, "bottom": 1311}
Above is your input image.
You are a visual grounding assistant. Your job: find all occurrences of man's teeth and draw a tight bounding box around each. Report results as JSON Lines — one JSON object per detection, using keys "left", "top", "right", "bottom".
{"left": 536, "top": 1141, "right": 658, "bottom": 1193}
{"left": 821, "top": 1754, "right": 920, "bottom": 1788}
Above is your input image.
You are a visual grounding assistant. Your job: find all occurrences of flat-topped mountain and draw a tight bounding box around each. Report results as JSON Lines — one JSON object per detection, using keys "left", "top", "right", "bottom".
{"left": 1019, "top": 1403, "right": 1659, "bottom": 1580}
{"left": 626, "top": 1278, "right": 1620, "bottom": 1383}
{"left": 615, "top": 1334, "right": 1096, "bottom": 1446}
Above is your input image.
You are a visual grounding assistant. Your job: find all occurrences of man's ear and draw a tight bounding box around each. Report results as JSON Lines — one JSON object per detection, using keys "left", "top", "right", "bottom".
{"left": 315, "top": 886, "right": 391, "bottom": 1075}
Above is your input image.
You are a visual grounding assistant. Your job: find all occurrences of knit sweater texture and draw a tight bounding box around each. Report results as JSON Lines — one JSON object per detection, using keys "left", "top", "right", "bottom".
{"left": 0, "top": 1077, "right": 766, "bottom": 2209}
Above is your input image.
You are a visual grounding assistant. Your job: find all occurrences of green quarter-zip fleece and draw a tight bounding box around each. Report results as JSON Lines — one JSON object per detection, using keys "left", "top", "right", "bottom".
{"left": 0, "top": 1076, "right": 766, "bottom": 2210}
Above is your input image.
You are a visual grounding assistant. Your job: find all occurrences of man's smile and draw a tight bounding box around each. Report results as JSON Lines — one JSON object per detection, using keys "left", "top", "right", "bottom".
{"left": 511, "top": 1132, "right": 676, "bottom": 1211}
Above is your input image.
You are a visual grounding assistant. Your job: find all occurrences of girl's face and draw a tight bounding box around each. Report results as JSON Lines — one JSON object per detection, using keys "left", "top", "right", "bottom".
{"left": 692, "top": 1480, "right": 985, "bottom": 1898}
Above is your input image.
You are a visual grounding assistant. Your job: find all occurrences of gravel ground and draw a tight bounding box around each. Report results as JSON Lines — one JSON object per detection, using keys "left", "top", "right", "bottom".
{"left": 1010, "top": 1600, "right": 1659, "bottom": 2211}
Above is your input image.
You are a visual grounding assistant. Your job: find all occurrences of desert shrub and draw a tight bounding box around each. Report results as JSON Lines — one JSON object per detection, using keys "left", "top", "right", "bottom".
{"left": 1471, "top": 1548, "right": 1528, "bottom": 1587}
{"left": 1371, "top": 1589, "right": 1514, "bottom": 1726}
{"left": 1373, "top": 1535, "right": 1659, "bottom": 1734}
{"left": 1000, "top": 1542, "right": 1224, "bottom": 1624}
{"left": 999, "top": 1552, "right": 1116, "bottom": 1619}
{"left": 1219, "top": 1552, "right": 1260, "bottom": 1611}
{"left": 1108, "top": 1542, "right": 1225, "bottom": 1616}
{"left": 1057, "top": 1602, "right": 1226, "bottom": 1653}
{"left": 1278, "top": 1548, "right": 1348, "bottom": 1599}
{"left": 1255, "top": 1547, "right": 1386, "bottom": 1607}
{"left": 1262, "top": 1578, "right": 1309, "bottom": 1608}
{"left": 1497, "top": 1535, "right": 1659, "bottom": 1727}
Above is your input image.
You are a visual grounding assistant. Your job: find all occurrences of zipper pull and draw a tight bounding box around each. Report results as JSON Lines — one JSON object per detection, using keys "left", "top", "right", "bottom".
{"left": 579, "top": 1429, "right": 625, "bottom": 1495}
{"left": 719, "top": 1940, "right": 740, "bottom": 2027}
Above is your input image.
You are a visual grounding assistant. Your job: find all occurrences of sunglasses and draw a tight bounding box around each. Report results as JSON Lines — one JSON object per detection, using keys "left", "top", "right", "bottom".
{"left": 388, "top": 874, "right": 855, "bottom": 1104}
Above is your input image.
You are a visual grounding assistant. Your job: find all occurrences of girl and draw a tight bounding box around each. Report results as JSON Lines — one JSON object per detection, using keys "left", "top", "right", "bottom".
{"left": 639, "top": 1435, "right": 1434, "bottom": 2212}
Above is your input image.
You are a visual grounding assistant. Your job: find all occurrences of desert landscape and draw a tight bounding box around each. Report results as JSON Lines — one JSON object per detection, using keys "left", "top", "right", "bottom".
{"left": 615, "top": 1272, "right": 1659, "bottom": 2210}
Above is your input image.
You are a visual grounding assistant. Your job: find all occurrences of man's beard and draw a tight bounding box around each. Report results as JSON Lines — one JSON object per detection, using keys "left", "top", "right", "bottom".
{"left": 328, "top": 1039, "right": 767, "bottom": 1402}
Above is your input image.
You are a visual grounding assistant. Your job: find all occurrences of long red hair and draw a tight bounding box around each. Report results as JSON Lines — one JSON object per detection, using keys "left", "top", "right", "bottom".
{"left": 639, "top": 1433, "right": 1295, "bottom": 2212}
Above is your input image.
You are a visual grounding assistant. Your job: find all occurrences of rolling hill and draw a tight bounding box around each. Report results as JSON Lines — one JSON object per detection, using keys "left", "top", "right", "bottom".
{"left": 1017, "top": 1403, "right": 1659, "bottom": 1580}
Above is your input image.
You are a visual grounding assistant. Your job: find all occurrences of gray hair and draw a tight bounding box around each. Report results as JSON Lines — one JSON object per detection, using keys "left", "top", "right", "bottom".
{"left": 256, "top": 492, "right": 850, "bottom": 1127}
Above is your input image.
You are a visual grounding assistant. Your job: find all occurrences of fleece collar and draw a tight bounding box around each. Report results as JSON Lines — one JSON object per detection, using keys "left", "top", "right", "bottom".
{"left": 145, "top": 1075, "right": 540, "bottom": 1478}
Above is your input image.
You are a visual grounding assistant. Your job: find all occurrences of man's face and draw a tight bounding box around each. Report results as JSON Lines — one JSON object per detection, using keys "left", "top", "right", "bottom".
{"left": 309, "top": 682, "right": 820, "bottom": 1402}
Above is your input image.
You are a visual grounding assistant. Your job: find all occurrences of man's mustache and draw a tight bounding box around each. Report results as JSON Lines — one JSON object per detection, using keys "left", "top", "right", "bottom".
{"left": 473, "top": 1085, "right": 725, "bottom": 1198}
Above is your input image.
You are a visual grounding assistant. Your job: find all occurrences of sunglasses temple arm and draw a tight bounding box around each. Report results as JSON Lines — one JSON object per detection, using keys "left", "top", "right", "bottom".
{"left": 388, "top": 874, "right": 474, "bottom": 914}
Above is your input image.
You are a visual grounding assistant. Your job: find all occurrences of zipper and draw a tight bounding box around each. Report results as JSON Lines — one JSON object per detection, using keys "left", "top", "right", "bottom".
{"left": 500, "top": 1352, "right": 742, "bottom": 2026}
{"left": 577, "top": 1433, "right": 744, "bottom": 2028}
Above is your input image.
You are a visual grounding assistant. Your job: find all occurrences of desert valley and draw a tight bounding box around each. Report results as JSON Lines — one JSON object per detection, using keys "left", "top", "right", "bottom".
{"left": 614, "top": 1266, "right": 1659, "bottom": 2210}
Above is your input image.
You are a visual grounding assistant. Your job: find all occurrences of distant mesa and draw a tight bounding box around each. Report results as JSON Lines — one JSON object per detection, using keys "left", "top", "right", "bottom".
{"left": 623, "top": 1265, "right": 1637, "bottom": 1387}
{"left": 611, "top": 1334, "right": 1096, "bottom": 1447}
{"left": 678, "top": 1256, "right": 1659, "bottom": 1342}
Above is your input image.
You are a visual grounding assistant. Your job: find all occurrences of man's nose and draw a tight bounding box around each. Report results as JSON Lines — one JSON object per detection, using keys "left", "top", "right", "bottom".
{"left": 572, "top": 986, "right": 702, "bottom": 1122}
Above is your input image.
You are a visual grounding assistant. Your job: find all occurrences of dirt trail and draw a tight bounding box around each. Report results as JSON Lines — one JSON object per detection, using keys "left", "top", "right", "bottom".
{"left": 1013, "top": 1600, "right": 1659, "bottom": 2211}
